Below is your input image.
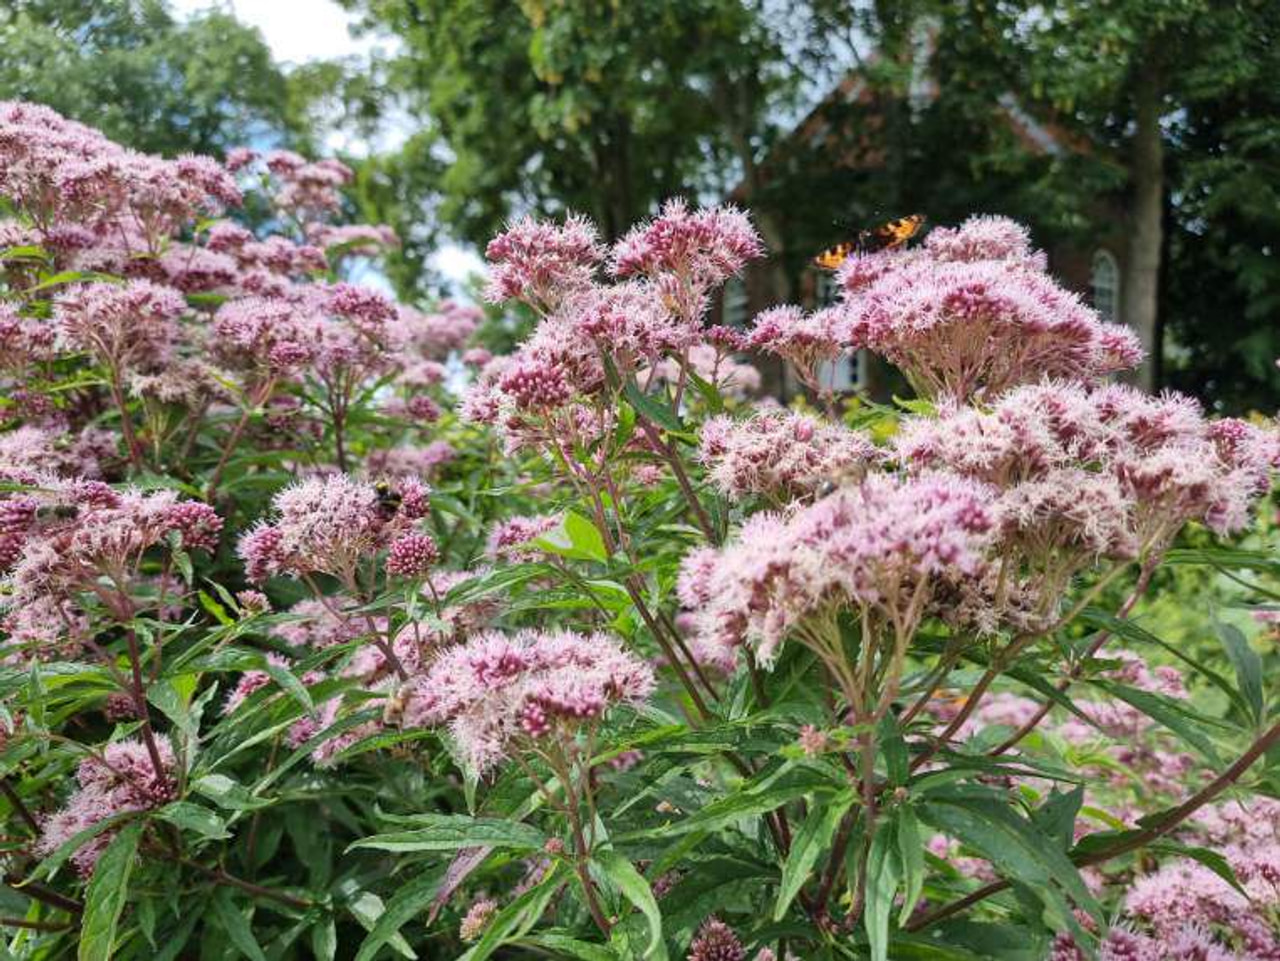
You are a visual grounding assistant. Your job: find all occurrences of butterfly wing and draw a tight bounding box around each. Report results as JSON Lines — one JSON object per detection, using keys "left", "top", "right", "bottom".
{"left": 813, "top": 215, "right": 925, "bottom": 270}
{"left": 812, "top": 242, "right": 856, "bottom": 270}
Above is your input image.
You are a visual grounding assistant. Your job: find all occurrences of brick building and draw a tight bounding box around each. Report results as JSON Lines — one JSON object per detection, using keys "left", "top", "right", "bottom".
{"left": 717, "top": 66, "right": 1128, "bottom": 401}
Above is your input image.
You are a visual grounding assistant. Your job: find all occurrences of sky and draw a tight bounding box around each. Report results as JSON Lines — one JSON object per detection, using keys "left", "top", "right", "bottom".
{"left": 171, "top": 0, "right": 486, "bottom": 290}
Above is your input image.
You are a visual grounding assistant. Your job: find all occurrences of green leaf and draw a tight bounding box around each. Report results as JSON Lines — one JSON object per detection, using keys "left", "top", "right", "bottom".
{"left": 148, "top": 678, "right": 199, "bottom": 748}
{"left": 192, "top": 773, "right": 273, "bottom": 812}
{"left": 594, "top": 850, "right": 666, "bottom": 960}
{"left": 896, "top": 806, "right": 926, "bottom": 926}
{"left": 623, "top": 379, "right": 681, "bottom": 432}
{"left": 865, "top": 819, "right": 901, "bottom": 961}
{"left": 642, "top": 765, "right": 836, "bottom": 838}
{"left": 774, "top": 789, "right": 853, "bottom": 920}
{"left": 460, "top": 863, "right": 565, "bottom": 961}
{"left": 155, "top": 801, "right": 230, "bottom": 841}
{"left": 1213, "top": 617, "right": 1265, "bottom": 722}
{"left": 260, "top": 656, "right": 315, "bottom": 715}
{"left": 919, "top": 792, "right": 1100, "bottom": 928}
{"left": 523, "top": 932, "right": 618, "bottom": 960}
{"left": 210, "top": 888, "right": 268, "bottom": 961}
{"left": 1088, "top": 680, "right": 1224, "bottom": 767}
{"left": 351, "top": 884, "right": 429, "bottom": 961}
{"left": 349, "top": 814, "right": 547, "bottom": 854}
{"left": 1032, "top": 787, "right": 1083, "bottom": 851}
{"left": 79, "top": 821, "right": 143, "bottom": 961}
{"left": 310, "top": 917, "right": 338, "bottom": 961}
{"left": 533, "top": 511, "right": 609, "bottom": 563}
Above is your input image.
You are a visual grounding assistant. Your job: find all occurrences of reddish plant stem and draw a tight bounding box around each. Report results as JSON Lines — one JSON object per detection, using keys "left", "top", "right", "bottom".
{"left": 909, "top": 633, "right": 1035, "bottom": 773}
{"left": 122, "top": 626, "right": 168, "bottom": 785}
{"left": 4, "top": 876, "right": 83, "bottom": 915}
{"left": 205, "top": 376, "right": 277, "bottom": 501}
{"left": 179, "top": 859, "right": 312, "bottom": 911}
{"left": 106, "top": 366, "right": 144, "bottom": 471}
{"left": 0, "top": 778, "right": 40, "bottom": 836}
{"left": 0, "top": 917, "right": 71, "bottom": 932}
{"left": 638, "top": 420, "right": 717, "bottom": 543}
{"left": 907, "top": 718, "right": 1280, "bottom": 932}
{"left": 990, "top": 566, "right": 1157, "bottom": 757}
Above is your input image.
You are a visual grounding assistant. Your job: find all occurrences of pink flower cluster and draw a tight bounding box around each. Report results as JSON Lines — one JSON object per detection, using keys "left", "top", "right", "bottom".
{"left": 744, "top": 216, "right": 1142, "bottom": 403}
{"left": 35, "top": 736, "right": 176, "bottom": 876}
{"left": 1052, "top": 806, "right": 1280, "bottom": 959}
{"left": 0, "top": 101, "right": 239, "bottom": 253}
{"left": 238, "top": 474, "right": 429, "bottom": 583}
{"left": 1, "top": 481, "right": 220, "bottom": 652}
{"left": 895, "top": 382, "right": 1278, "bottom": 559}
{"left": 678, "top": 472, "right": 994, "bottom": 667}
{"left": 487, "top": 513, "right": 562, "bottom": 561}
{"left": 55, "top": 280, "right": 187, "bottom": 373}
{"left": 402, "top": 629, "right": 655, "bottom": 771}
{"left": 698, "top": 410, "right": 876, "bottom": 501}
{"left": 469, "top": 205, "right": 764, "bottom": 451}
{"left": 610, "top": 199, "right": 764, "bottom": 319}
{"left": 839, "top": 216, "right": 1144, "bottom": 401}
{"left": 483, "top": 213, "right": 603, "bottom": 313}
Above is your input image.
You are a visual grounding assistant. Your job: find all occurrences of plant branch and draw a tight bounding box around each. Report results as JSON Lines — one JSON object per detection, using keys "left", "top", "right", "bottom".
{"left": 907, "top": 717, "right": 1280, "bottom": 932}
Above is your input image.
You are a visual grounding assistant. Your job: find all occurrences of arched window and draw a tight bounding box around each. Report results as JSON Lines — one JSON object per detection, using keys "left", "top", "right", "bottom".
{"left": 1090, "top": 249, "right": 1120, "bottom": 322}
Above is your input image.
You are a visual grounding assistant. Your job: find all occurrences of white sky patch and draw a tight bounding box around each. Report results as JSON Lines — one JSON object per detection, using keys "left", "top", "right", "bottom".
{"left": 431, "top": 245, "right": 486, "bottom": 292}
{"left": 172, "top": 0, "right": 484, "bottom": 298}
{"left": 170, "top": 0, "right": 393, "bottom": 64}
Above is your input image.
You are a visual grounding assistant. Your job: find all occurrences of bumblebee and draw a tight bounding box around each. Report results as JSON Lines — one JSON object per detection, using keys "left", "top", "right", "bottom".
{"left": 813, "top": 214, "right": 926, "bottom": 270}
{"left": 35, "top": 504, "right": 79, "bottom": 523}
{"left": 373, "top": 480, "right": 402, "bottom": 519}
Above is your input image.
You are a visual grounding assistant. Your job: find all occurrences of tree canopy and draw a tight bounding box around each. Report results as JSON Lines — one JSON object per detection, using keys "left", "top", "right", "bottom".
{"left": 0, "top": 0, "right": 301, "bottom": 156}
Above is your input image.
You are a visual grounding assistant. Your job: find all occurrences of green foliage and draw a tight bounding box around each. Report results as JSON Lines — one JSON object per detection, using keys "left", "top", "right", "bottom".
{"left": 0, "top": 0, "right": 302, "bottom": 156}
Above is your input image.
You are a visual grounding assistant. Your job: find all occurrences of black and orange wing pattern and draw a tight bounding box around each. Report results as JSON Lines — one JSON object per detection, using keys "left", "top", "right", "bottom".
{"left": 813, "top": 214, "right": 925, "bottom": 270}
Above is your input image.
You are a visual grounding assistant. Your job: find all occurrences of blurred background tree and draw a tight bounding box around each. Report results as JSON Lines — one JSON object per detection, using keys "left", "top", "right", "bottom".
{"left": 1, "top": 0, "right": 1275, "bottom": 410}
{"left": 0, "top": 0, "right": 306, "bottom": 155}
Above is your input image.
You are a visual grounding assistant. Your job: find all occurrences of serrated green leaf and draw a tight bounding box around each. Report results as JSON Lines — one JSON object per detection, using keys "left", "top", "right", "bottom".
{"left": 866, "top": 819, "right": 901, "bottom": 961}
{"left": 79, "top": 821, "right": 143, "bottom": 961}
{"left": 896, "top": 806, "right": 926, "bottom": 926}
{"left": 155, "top": 801, "right": 230, "bottom": 840}
{"left": 210, "top": 888, "right": 268, "bottom": 961}
{"left": 349, "top": 814, "right": 547, "bottom": 854}
{"left": 623, "top": 380, "right": 681, "bottom": 432}
{"left": 351, "top": 885, "right": 426, "bottom": 961}
{"left": 1213, "top": 617, "right": 1264, "bottom": 722}
{"left": 774, "top": 789, "right": 853, "bottom": 920}
{"left": 594, "top": 850, "right": 665, "bottom": 960}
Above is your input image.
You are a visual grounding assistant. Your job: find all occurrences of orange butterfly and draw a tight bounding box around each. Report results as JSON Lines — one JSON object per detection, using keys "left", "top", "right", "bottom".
{"left": 813, "top": 214, "right": 926, "bottom": 270}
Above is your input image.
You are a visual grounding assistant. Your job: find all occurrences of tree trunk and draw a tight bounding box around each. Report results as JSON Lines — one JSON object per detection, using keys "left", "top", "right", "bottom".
{"left": 1123, "top": 54, "right": 1165, "bottom": 392}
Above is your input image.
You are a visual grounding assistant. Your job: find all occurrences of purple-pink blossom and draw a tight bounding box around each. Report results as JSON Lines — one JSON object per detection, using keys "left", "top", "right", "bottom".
{"left": 402, "top": 629, "right": 655, "bottom": 771}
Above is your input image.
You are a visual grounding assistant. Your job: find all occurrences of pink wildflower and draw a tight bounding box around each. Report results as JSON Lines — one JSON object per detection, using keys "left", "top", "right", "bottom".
{"left": 698, "top": 410, "right": 876, "bottom": 500}
{"left": 402, "top": 629, "right": 655, "bottom": 772}
{"left": 484, "top": 214, "right": 603, "bottom": 313}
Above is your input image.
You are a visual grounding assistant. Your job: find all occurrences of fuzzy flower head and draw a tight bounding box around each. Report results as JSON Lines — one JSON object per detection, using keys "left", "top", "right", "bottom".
{"left": 835, "top": 215, "right": 1143, "bottom": 402}
{"left": 34, "top": 736, "right": 176, "bottom": 876}
{"left": 699, "top": 410, "right": 877, "bottom": 501}
{"left": 611, "top": 200, "right": 764, "bottom": 320}
{"left": 686, "top": 917, "right": 747, "bottom": 961}
{"left": 484, "top": 213, "right": 603, "bottom": 313}
{"left": 402, "top": 629, "right": 655, "bottom": 772}
{"left": 487, "top": 513, "right": 562, "bottom": 561}
{"left": 2, "top": 483, "right": 221, "bottom": 623}
{"left": 679, "top": 471, "right": 995, "bottom": 667}
{"left": 745, "top": 305, "right": 848, "bottom": 393}
{"left": 238, "top": 474, "right": 429, "bottom": 583}
{"left": 55, "top": 280, "right": 187, "bottom": 372}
